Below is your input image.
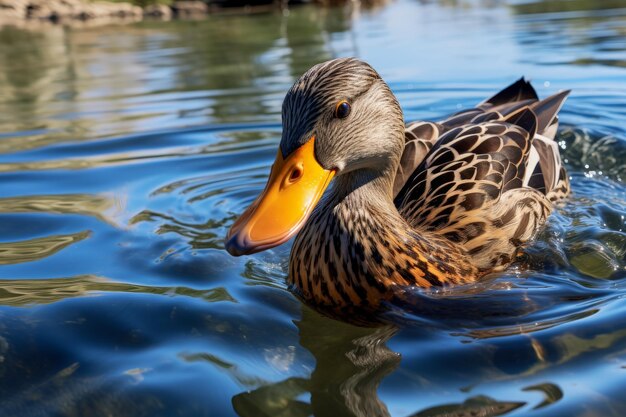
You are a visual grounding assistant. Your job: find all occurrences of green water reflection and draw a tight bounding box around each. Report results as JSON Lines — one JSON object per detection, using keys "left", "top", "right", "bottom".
{"left": 0, "top": 6, "right": 352, "bottom": 151}
{"left": 0, "top": 275, "right": 235, "bottom": 306}
{"left": 0, "top": 231, "right": 90, "bottom": 265}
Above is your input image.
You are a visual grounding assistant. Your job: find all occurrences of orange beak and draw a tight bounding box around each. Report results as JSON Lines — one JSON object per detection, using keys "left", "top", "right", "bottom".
{"left": 225, "top": 137, "right": 335, "bottom": 256}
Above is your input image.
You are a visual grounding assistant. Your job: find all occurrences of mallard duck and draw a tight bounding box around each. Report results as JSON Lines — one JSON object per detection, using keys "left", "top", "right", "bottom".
{"left": 226, "top": 58, "right": 570, "bottom": 310}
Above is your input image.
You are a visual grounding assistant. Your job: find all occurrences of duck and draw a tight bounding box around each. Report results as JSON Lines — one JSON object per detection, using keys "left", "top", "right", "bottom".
{"left": 225, "top": 58, "right": 570, "bottom": 312}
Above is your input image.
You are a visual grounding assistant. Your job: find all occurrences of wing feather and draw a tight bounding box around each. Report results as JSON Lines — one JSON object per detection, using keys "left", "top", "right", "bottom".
{"left": 391, "top": 79, "right": 571, "bottom": 270}
{"left": 393, "top": 121, "right": 443, "bottom": 196}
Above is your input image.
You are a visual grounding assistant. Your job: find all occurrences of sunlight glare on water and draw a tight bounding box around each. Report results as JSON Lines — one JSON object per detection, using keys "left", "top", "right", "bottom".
{"left": 0, "top": 0, "right": 625, "bottom": 416}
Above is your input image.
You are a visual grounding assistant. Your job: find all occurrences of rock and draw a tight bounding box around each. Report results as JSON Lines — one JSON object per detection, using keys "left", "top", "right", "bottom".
{"left": 0, "top": 0, "right": 29, "bottom": 19}
{"left": 171, "top": 1, "right": 208, "bottom": 18}
{"left": 24, "top": 0, "right": 141, "bottom": 22}
{"left": 0, "top": 0, "right": 211, "bottom": 27}
{"left": 143, "top": 4, "right": 172, "bottom": 20}
{"left": 26, "top": 0, "right": 78, "bottom": 21}
{"left": 70, "top": 1, "right": 142, "bottom": 20}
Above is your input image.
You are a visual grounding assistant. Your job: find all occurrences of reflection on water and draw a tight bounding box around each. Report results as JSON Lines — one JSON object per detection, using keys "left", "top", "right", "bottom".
{"left": 233, "top": 308, "right": 399, "bottom": 417}
{"left": 0, "top": 0, "right": 625, "bottom": 416}
{"left": 0, "top": 275, "right": 234, "bottom": 306}
{"left": 409, "top": 396, "right": 524, "bottom": 417}
{"left": 522, "top": 383, "right": 563, "bottom": 410}
{"left": 0, "top": 193, "right": 120, "bottom": 224}
{"left": 0, "top": 231, "right": 90, "bottom": 265}
{"left": 0, "top": 7, "right": 351, "bottom": 148}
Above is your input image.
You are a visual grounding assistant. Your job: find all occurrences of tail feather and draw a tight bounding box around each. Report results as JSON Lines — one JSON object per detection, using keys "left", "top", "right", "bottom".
{"left": 530, "top": 90, "right": 571, "bottom": 136}
{"left": 503, "top": 107, "right": 538, "bottom": 140}
{"left": 480, "top": 77, "right": 539, "bottom": 107}
{"left": 522, "top": 91, "right": 570, "bottom": 197}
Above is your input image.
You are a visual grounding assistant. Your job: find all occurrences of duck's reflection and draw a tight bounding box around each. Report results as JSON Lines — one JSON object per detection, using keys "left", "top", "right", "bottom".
{"left": 232, "top": 306, "right": 399, "bottom": 417}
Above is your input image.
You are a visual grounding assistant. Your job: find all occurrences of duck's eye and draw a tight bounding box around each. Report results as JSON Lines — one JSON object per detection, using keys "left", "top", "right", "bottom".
{"left": 334, "top": 100, "right": 351, "bottom": 119}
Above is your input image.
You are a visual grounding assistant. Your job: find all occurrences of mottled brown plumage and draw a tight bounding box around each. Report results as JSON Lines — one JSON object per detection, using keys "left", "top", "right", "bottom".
{"left": 234, "top": 58, "right": 571, "bottom": 312}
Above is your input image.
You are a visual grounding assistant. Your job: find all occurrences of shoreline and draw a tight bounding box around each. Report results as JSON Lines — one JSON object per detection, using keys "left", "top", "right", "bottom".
{"left": 0, "top": 0, "right": 301, "bottom": 28}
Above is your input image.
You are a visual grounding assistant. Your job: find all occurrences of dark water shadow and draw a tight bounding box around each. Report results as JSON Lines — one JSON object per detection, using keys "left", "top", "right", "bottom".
{"left": 232, "top": 306, "right": 400, "bottom": 417}
{"left": 230, "top": 305, "right": 563, "bottom": 417}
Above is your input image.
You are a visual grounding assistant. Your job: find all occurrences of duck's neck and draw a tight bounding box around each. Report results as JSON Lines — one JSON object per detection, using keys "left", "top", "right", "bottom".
{"left": 289, "top": 167, "right": 478, "bottom": 310}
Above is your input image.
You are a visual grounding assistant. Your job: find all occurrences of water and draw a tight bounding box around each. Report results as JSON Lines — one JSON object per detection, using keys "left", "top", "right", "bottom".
{"left": 0, "top": 0, "right": 625, "bottom": 415}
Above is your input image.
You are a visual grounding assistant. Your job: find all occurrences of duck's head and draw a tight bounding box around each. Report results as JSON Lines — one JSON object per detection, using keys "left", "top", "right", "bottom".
{"left": 225, "top": 58, "right": 404, "bottom": 256}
